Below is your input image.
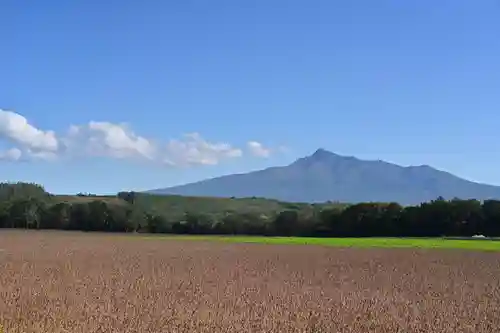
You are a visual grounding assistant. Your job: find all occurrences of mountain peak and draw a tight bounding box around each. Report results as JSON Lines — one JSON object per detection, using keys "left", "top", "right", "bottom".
{"left": 312, "top": 148, "right": 331, "bottom": 156}
{"left": 307, "top": 148, "right": 360, "bottom": 164}
{"left": 290, "top": 148, "right": 354, "bottom": 168}
{"left": 310, "top": 148, "right": 338, "bottom": 160}
{"left": 148, "top": 150, "right": 500, "bottom": 205}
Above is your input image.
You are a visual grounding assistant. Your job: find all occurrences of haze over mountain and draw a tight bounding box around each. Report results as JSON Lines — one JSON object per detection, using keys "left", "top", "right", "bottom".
{"left": 148, "top": 149, "right": 500, "bottom": 205}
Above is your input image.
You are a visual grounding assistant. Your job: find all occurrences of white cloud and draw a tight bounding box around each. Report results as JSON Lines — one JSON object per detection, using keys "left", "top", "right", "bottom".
{"left": 26, "top": 149, "right": 58, "bottom": 161}
{"left": 63, "top": 125, "right": 243, "bottom": 166}
{"left": 65, "top": 125, "right": 243, "bottom": 166}
{"left": 1, "top": 108, "right": 284, "bottom": 166}
{"left": 66, "top": 122, "right": 157, "bottom": 160}
{"left": 247, "top": 141, "right": 272, "bottom": 157}
{"left": 0, "top": 148, "right": 22, "bottom": 161}
{"left": 164, "top": 133, "right": 242, "bottom": 166}
{"left": 0, "top": 109, "right": 58, "bottom": 153}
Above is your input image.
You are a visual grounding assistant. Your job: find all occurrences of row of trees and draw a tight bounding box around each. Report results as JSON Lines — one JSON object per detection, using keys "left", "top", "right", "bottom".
{"left": 1, "top": 183, "right": 500, "bottom": 237}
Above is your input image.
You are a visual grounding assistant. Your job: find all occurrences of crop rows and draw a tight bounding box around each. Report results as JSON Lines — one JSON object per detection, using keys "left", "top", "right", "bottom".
{"left": 0, "top": 231, "right": 499, "bottom": 332}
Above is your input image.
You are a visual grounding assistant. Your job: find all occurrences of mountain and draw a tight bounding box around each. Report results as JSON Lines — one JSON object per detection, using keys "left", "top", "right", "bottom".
{"left": 148, "top": 149, "right": 500, "bottom": 205}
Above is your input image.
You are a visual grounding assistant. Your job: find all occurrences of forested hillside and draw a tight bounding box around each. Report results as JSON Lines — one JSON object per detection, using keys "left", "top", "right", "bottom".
{"left": 1, "top": 182, "right": 500, "bottom": 237}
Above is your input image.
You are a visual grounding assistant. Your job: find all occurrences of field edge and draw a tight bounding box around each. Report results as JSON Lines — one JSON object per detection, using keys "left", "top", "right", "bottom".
{"left": 132, "top": 235, "right": 500, "bottom": 251}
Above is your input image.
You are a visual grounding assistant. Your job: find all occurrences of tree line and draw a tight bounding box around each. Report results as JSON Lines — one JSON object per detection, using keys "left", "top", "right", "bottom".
{"left": 1, "top": 182, "right": 500, "bottom": 237}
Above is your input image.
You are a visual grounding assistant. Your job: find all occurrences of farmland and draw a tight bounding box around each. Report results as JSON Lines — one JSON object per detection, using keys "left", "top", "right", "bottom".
{"left": 1, "top": 231, "right": 499, "bottom": 332}
{"left": 134, "top": 235, "right": 500, "bottom": 251}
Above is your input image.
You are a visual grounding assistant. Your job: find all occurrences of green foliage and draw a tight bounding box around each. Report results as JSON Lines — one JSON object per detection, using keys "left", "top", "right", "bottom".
{"left": 0, "top": 182, "right": 50, "bottom": 201}
{"left": 0, "top": 182, "right": 500, "bottom": 238}
{"left": 141, "top": 236, "right": 500, "bottom": 251}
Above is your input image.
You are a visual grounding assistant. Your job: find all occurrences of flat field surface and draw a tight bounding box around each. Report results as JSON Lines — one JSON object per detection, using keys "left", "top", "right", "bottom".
{"left": 1, "top": 231, "right": 499, "bottom": 333}
{"left": 142, "top": 235, "right": 500, "bottom": 251}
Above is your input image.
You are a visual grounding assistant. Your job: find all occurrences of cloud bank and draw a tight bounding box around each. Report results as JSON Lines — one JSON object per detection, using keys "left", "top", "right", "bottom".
{"left": 247, "top": 141, "right": 272, "bottom": 157}
{"left": 0, "top": 148, "right": 22, "bottom": 161}
{"left": 0, "top": 109, "right": 280, "bottom": 167}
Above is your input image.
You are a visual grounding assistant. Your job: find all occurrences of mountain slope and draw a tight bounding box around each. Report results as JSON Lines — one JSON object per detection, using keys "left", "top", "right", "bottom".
{"left": 148, "top": 149, "right": 500, "bottom": 204}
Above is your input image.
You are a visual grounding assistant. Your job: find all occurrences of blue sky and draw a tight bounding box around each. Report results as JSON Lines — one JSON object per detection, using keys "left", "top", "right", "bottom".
{"left": 1, "top": 0, "right": 499, "bottom": 194}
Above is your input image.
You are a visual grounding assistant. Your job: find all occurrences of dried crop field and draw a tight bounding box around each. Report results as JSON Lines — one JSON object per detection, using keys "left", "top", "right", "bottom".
{"left": 0, "top": 231, "right": 499, "bottom": 333}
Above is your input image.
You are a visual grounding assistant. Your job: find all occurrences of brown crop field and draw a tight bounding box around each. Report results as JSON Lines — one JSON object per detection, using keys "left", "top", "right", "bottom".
{"left": 0, "top": 231, "right": 499, "bottom": 333}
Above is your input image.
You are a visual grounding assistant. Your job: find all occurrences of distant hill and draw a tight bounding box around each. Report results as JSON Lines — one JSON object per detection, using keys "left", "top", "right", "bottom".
{"left": 124, "top": 194, "right": 346, "bottom": 221}
{"left": 54, "top": 193, "right": 347, "bottom": 221}
{"left": 148, "top": 149, "right": 500, "bottom": 205}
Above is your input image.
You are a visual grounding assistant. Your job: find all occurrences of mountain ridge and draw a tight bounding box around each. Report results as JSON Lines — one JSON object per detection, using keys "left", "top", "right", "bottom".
{"left": 148, "top": 149, "right": 500, "bottom": 204}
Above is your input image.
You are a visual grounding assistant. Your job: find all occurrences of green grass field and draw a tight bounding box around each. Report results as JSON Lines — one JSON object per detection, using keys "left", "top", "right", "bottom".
{"left": 138, "top": 235, "right": 500, "bottom": 251}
